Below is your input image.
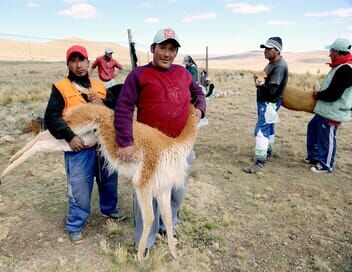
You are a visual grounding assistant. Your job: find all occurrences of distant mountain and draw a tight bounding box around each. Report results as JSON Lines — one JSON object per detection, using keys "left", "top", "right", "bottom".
{"left": 201, "top": 51, "right": 263, "bottom": 61}
{"left": 194, "top": 50, "right": 329, "bottom": 74}
{"left": 0, "top": 37, "right": 330, "bottom": 74}
{"left": 0, "top": 37, "right": 148, "bottom": 66}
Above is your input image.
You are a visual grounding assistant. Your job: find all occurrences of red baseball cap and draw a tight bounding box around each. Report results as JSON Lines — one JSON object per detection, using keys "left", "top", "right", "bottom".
{"left": 66, "top": 45, "right": 88, "bottom": 61}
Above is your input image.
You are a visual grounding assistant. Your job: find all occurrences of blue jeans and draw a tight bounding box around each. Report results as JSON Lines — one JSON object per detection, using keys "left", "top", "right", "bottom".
{"left": 254, "top": 101, "right": 281, "bottom": 164}
{"left": 306, "top": 115, "right": 337, "bottom": 172}
{"left": 133, "top": 150, "right": 195, "bottom": 249}
{"left": 64, "top": 147, "right": 118, "bottom": 233}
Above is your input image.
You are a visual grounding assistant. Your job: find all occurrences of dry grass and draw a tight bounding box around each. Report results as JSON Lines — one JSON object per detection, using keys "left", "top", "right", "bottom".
{"left": 0, "top": 61, "right": 351, "bottom": 271}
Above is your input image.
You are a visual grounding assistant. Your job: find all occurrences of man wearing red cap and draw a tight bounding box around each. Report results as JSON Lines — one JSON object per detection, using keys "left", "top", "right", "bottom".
{"left": 44, "top": 45, "right": 126, "bottom": 244}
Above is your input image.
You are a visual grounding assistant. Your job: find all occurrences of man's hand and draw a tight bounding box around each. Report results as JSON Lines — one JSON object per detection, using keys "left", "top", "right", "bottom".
{"left": 69, "top": 136, "right": 85, "bottom": 152}
{"left": 313, "top": 90, "right": 318, "bottom": 100}
{"left": 89, "top": 94, "right": 104, "bottom": 105}
{"left": 194, "top": 108, "right": 202, "bottom": 122}
{"left": 118, "top": 145, "right": 135, "bottom": 162}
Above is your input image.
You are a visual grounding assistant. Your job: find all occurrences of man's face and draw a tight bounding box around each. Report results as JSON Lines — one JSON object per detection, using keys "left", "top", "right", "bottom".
{"left": 67, "top": 54, "right": 89, "bottom": 77}
{"left": 105, "top": 52, "right": 113, "bottom": 60}
{"left": 264, "top": 47, "right": 279, "bottom": 62}
{"left": 151, "top": 41, "right": 178, "bottom": 69}
{"left": 329, "top": 49, "right": 339, "bottom": 63}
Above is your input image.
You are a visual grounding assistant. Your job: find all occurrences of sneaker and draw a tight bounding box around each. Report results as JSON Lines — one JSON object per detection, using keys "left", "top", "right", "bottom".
{"left": 310, "top": 163, "right": 328, "bottom": 173}
{"left": 243, "top": 163, "right": 264, "bottom": 174}
{"left": 101, "top": 210, "right": 126, "bottom": 221}
{"left": 68, "top": 231, "right": 83, "bottom": 244}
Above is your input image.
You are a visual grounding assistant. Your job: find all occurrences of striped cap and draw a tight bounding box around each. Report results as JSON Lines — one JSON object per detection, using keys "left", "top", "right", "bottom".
{"left": 260, "top": 37, "right": 282, "bottom": 52}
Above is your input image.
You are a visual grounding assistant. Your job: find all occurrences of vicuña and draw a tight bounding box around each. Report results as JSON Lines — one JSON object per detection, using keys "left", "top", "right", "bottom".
{"left": 1, "top": 103, "right": 198, "bottom": 261}
{"left": 254, "top": 71, "right": 317, "bottom": 113}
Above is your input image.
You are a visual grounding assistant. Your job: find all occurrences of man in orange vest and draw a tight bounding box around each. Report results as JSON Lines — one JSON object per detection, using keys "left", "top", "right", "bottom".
{"left": 44, "top": 45, "right": 126, "bottom": 244}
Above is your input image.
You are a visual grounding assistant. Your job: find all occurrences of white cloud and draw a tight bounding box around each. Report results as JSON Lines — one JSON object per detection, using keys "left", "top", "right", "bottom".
{"left": 144, "top": 17, "right": 159, "bottom": 24}
{"left": 305, "top": 8, "right": 352, "bottom": 18}
{"left": 332, "top": 8, "right": 352, "bottom": 17}
{"left": 27, "top": 1, "right": 39, "bottom": 7}
{"left": 182, "top": 12, "right": 216, "bottom": 23}
{"left": 267, "top": 20, "right": 296, "bottom": 26}
{"left": 305, "top": 11, "right": 330, "bottom": 17}
{"left": 226, "top": 2, "right": 270, "bottom": 14}
{"left": 58, "top": 3, "right": 98, "bottom": 19}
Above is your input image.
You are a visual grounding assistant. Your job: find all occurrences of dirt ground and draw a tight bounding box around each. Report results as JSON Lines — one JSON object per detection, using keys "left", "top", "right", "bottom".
{"left": 0, "top": 62, "right": 351, "bottom": 271}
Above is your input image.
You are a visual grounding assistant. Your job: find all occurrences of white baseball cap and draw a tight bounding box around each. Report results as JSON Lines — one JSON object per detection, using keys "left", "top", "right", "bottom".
{"left": 152, "top": 28, "right": 181, "bottom": 47}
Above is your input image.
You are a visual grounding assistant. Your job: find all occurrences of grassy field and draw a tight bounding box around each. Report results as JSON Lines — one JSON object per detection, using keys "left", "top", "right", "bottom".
{"left": 0, "top": 61, "right": 351, "bottom": 272}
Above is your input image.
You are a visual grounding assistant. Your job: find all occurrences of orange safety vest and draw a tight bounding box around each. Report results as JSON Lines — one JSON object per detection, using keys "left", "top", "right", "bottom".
{"left": 54, "top": 78, "right": 106, "bottom": 114}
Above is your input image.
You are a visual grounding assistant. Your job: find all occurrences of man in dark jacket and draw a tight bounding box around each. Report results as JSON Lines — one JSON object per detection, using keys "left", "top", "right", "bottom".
{"left": 44, "top": 45, "right": 125, "bottom": 244}
{"left": 244, "top": 37, "right": 288, "bottom": 174}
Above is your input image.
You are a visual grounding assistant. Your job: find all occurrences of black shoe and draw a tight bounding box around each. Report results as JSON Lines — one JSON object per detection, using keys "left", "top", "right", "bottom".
{"left": 101, "top": 210, "right": 126, "bottom": 221}
{"left": 310, "top": 163, "right": 329, "bottom": 173}
{"left": 68, "top": 231, "right": 83, "bottom": 244}
{"left": 243, "top": 163, "right": 264, "bottom": 174}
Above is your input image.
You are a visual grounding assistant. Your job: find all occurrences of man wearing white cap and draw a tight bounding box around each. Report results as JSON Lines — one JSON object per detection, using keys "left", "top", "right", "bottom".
{"left": 114, "top": 27, "right": 206, "bottom": 255}
{"left": 244, "top": 36, "right": 288, "bottom": 174}
{"left": 305, "top": 38, "right": 352, "bottom": 173}
{"left": 89, "top": 48, "right": 123, "bottom": 89}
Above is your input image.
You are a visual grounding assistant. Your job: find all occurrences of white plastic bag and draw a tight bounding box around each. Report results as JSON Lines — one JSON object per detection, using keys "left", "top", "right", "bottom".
{"left": 264, "top": 103, "right": 280, "bottom": 124}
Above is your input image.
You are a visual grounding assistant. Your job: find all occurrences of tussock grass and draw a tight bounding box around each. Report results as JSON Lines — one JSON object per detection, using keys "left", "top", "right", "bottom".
{"left": 1, "top": 61, "right": 351, "bottom": 271}
{"left": 105, "top": 219, "right": 119, "bottom": 236}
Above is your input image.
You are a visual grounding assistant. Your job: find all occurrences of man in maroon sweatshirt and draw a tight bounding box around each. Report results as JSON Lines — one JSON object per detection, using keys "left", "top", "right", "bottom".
{"left": 114, "top": 27, "right": 206, "bottom": 256}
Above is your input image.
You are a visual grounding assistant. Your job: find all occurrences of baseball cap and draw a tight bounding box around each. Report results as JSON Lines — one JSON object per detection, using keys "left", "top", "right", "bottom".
{"left": 152, "top": 28, "right": 181, "bottom": 47}
{"left": 66, "top": 45, "right": 88, "bottom": 61}
{"left": 105, "top": 48, "right": 113, "bottom": 54}
{"left": 183, "top": 55, "right": 191, "bottom": 64}
{"left": 260, "top": 37, "right": 282, "bottom": 52}
{"left": 325, "top": 38, "right": 351, "bottom": 52}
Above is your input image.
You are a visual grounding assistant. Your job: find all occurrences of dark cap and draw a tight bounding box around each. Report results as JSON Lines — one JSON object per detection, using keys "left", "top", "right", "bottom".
{"left": 260, "top": 37, "right": 282, "bottom": 52}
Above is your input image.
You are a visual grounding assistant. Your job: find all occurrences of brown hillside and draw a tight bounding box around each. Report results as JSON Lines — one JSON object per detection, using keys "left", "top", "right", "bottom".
{"left": 0, "top": 38, "right": 330, "bottom": 74}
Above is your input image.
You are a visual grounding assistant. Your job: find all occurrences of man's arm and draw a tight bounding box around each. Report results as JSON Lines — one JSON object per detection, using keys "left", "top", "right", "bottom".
{"left": 258, "top": 65, "right": 287, "bottom": 101}
{"left": 189, "top": 79, "right": 206, "bottom": 118}
{"left": 113, "top": 59, "right": 123, "bottom": 70}
{"left": 114, "top": 70, "right": 140, "bottom": 162}
{"left": 89, "top": 58, "right": 99, "bottom": 76}
{"left": 317, "top": 65, "right": 352, "bottom": 102}
{"left": 44, "top": 86, "right": 75, "bottom": 142}
{"left": 114, "top": 70, "right": 140, "bottom": 147}
{"left": 44, "top": 85, "right": 95, "bottom": 151}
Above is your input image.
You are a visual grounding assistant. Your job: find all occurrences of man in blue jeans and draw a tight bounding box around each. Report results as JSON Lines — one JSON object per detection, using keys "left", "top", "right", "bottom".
{"left": 114, "top": 28, "right": 205, "bottom": 256}
{"left": 44, "top": 45, "right": 126, "bottom": 244}
{"left": 244, "top": 37, "right": 288, "bottom": 174}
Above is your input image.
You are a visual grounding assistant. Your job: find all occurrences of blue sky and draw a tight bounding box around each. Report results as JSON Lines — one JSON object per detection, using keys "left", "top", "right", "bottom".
{"left": 1, "top": 0, "right": 352, "bottom": 55}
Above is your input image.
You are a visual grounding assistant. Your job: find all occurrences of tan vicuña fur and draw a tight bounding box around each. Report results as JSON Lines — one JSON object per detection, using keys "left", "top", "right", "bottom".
{"left": 1, "top": 103, "right": 198, "bottom": 261}
{"left": 254, "top": 71, "right": 316, "bottom": 113}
